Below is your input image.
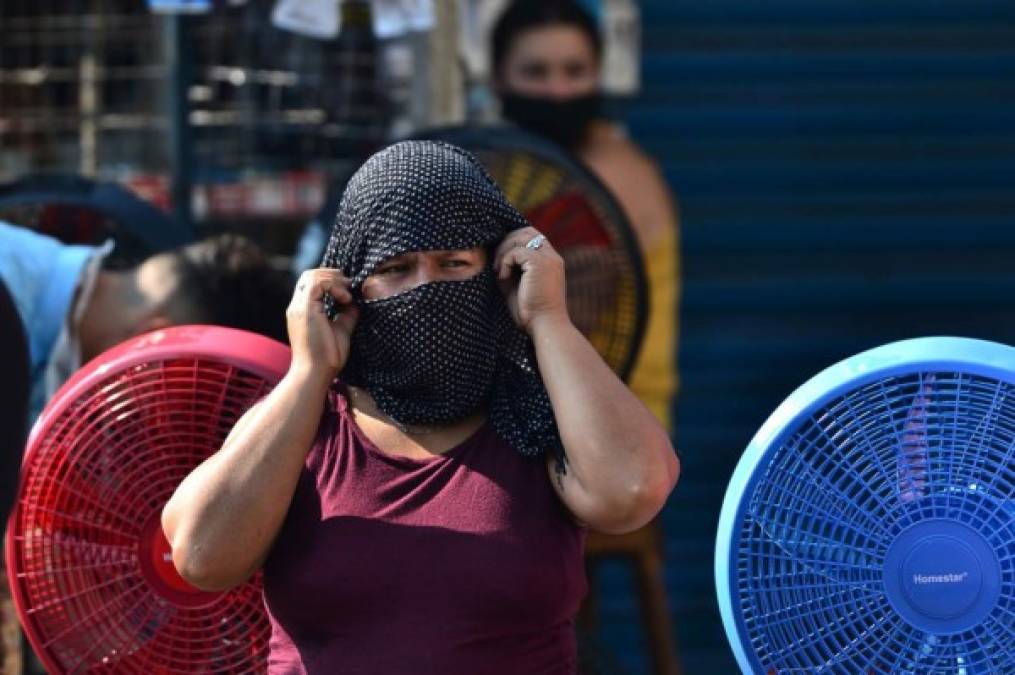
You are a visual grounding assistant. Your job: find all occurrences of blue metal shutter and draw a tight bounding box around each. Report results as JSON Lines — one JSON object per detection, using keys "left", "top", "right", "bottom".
{"left": 617, "top": 1, "right": 1015, "bottom": 670}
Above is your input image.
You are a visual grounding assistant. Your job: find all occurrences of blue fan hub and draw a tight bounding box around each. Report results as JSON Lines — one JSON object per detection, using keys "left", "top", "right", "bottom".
{"left": 883, "top": 520, "right": 1001, "bottom": 633}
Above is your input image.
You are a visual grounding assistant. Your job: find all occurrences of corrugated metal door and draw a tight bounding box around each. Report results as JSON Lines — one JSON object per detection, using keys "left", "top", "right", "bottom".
{"left": 618, "top": 1, "right": 1015, "bottom": 670}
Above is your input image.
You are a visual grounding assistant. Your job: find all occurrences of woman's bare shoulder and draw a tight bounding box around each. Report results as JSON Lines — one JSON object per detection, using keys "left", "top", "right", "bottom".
{"left": 583, "top": 123, "right": 669, "bottom": 191}
{"left": 581, "top": 122, "right": 678, "bottom": 238}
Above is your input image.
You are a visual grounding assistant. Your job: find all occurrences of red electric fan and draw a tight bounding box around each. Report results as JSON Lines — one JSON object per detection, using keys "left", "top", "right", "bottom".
{"left": 5, "top": 325, "right": 290, "bottom": 673}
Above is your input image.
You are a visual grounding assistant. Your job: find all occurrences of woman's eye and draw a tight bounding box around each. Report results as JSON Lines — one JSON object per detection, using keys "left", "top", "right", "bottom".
{"left": 520, "top": 62, "right": 549, "bottom": 80}
{"left": 443, "top": 259, "right": 469, "bottom": 268}
{"left": 564, "top": 62, "right": 590, "bottom": 79}
{"left": 378, "top": 264, "right": 408, "bottom": 275}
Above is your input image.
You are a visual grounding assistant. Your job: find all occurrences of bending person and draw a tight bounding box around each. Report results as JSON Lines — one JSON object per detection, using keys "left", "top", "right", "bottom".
{"left": 163, "top": 141, "right": 679, "bottom": 673}
{"left": 0, "top": 223, "right": 291, "bottom": 422}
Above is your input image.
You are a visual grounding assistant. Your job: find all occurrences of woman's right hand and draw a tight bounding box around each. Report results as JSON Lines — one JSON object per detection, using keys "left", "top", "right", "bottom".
{"left": 286, "top": 269, "right": 359, "bottom": 379}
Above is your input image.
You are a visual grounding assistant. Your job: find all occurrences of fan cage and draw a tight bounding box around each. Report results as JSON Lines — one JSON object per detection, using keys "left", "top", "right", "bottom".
{"left": 716, "top": 337, "right": 1015, "bottom": 674}
{"left": 6, "top": 326, "right": 289, "bottom": 673}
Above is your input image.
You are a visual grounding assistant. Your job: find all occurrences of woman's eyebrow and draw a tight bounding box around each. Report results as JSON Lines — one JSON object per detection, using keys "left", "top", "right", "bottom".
{"left": 424, "top": 250, "right": 469, "bottom": 259}
{"left": 374, "top": 256, "right": 410, "bottom": 270}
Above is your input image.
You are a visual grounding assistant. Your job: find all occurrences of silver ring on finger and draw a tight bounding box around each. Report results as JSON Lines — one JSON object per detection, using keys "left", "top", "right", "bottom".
{"left": 525, "top": 234, "right": 547, "bottom": 251}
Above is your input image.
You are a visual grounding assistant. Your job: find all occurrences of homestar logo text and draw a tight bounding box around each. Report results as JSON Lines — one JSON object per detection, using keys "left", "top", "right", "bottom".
{"left": 912, "top": 572, "right": 970, "bottom": 584}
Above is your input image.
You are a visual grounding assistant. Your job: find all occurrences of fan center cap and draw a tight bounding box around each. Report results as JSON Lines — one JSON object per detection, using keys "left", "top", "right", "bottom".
{"left": 884, "top": 520, "right": 1001, "bottom": 633}
{"left": 901, "top": 537, "right": 981, "bottom": 618}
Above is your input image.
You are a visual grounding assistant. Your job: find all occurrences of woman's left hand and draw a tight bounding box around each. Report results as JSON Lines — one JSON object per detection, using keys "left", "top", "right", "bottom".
{"left": 494, "top": 227, "right": 568, "bottom": 332}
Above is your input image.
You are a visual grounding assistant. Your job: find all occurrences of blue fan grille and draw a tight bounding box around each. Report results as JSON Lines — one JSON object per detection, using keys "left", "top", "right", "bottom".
{"left": 736, "top": 371, "right": 1015, "bottom": 673}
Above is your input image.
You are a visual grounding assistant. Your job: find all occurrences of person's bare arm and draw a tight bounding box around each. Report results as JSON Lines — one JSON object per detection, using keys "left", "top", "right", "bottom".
{"left": 534, "top": 313, "right": 678, "bottom": 533}
{"left": 495, "top": 229, "right": 679, "bottom": 535}
{"left": 161, "top": 269, "right": 358, "bottom": 591}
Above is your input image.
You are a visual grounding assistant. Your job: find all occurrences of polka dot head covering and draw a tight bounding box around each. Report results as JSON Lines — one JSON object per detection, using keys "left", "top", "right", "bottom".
{"left": 322, "top": 140, "right": 565, "bottom": 464}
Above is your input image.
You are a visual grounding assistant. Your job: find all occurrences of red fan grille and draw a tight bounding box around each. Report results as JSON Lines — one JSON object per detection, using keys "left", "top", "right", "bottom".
{"left": 6, "top": 325, "right": 290, "bottom": 673}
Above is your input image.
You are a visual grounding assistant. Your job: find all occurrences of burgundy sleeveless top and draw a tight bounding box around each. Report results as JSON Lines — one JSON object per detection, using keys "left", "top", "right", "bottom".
{"left": 262, "top": 385, "right": 587, "bottom": 674}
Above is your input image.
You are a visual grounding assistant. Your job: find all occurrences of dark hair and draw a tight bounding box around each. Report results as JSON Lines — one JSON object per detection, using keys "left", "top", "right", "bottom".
{"left": 491, "top": 0, "right": 602, "bottom": 79}
{"left": 169, "top": 233, "right": 291, "bottom": 344}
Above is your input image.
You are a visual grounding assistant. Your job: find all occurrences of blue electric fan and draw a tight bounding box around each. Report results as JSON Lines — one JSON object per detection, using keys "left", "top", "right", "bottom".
{"left": 716, "top": 337, "right": 1015, "bottom": 674}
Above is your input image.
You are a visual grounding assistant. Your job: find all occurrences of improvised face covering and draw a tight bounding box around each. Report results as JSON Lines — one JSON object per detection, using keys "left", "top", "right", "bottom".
{"left": 500, "top": 91, "right": 603, "bottom": 150}
{"left": 321, "top": 140, "right": 565, "bottom": 464}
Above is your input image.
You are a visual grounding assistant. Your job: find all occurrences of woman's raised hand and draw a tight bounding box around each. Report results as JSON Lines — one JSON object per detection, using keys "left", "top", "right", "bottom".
{"left": 287, "top": 269, "right": 359, "bottom": 380}
{"left": 494, "top": 227, "right": 569, "bottom": 332}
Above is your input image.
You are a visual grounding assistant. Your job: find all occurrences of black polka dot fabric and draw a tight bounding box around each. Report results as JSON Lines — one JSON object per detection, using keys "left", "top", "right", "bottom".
{"left": 322, "top": 140, "right": 565, "bottom": 464}
{"left": 344, "top": 272, "right": 500, "bottom": 424}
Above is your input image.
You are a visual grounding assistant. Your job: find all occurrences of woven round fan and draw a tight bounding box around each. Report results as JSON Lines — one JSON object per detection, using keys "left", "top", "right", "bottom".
{"left": 6, "top": 325, "right": 289, "bottom": 673}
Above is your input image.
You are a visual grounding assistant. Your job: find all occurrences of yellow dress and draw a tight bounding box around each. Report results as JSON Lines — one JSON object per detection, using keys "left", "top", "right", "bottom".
{"left": 626, "top": 226, "right": 679, "bottom": 432}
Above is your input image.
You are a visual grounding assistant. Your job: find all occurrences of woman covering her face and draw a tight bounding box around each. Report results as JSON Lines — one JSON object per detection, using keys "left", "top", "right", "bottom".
{"left": 163, "top": 141, "right": 678, "bottom": 674}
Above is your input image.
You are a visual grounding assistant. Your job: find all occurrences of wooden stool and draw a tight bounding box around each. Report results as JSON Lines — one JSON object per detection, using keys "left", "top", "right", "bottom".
{"left": 580, "top": 522, "right": 683, "bottom": 675}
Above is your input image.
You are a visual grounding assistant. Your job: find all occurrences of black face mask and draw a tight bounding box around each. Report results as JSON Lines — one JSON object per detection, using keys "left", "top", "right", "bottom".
{"left": 342, "top": 271, "right": 504, "bottom": 426}
{"left": 500, "top": 91, "right": 603, "bottom": 150}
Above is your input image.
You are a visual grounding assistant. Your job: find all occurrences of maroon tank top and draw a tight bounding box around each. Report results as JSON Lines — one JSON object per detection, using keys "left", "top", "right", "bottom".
{"left": 262, "top": 385, "right": 587, "bottom": 674}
